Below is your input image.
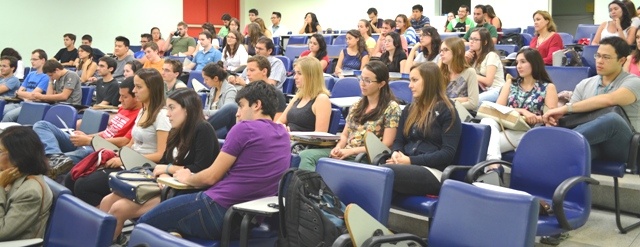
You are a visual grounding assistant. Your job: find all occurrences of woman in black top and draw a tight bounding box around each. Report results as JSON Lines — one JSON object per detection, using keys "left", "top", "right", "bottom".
{"left": 299, "top": 12, "right": 322, "bottom": 34}
{"left": 383, "top": 62, "right": 462, "bottom": 196}
{"left": 99, "top": 89, "right": 220, "bottom": 244}
{"left": 380, "top": 32, "right": 407, "bottom": 72}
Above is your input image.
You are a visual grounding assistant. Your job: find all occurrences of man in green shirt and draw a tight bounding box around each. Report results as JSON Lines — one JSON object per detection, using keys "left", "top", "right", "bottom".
{"left": 218, "top": 13, "right": 232, "bottom": 38}
{"left": 446, "top": 5, "right": 475, "bottom": 32}
{"left": 164, "top": 21, "right": 196, "bottom": 56}
{"left": 463, "top": 5, "right": 498, "bottom": 44}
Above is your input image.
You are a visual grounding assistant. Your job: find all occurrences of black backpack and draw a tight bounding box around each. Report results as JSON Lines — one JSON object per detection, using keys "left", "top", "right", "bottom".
{"left": 277, "top": 169, "right": 348, "bottom": 247}
{"left": 499, "top": 33, "right": 525, "bottom": 48}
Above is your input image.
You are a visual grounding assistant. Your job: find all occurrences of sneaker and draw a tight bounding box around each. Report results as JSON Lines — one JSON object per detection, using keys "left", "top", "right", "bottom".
{"left": 540, "top": 232, "right": 569, "bottom": 245}
{"left": 48, "top": 154, "right": 74, "bottom": 180}
{"left": 113, "top": 233, "right": 128, "bottom": 246}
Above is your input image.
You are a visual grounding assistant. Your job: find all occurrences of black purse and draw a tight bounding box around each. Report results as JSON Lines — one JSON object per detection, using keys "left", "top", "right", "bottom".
{"left": 558, "top": 106, "right": 633, "bottom": 131}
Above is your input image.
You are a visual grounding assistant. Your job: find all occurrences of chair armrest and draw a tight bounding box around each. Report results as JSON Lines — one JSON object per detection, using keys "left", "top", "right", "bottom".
{"left": 331, "top": 233, "right": 354, "bottom": 247}
{"left": 627, "top": 132, "right": 640, "bottom": 174}
{"left": 360, "top": 233, "right": 427, "bottom": 247}
{"left": 371, "top": 152, "right": 391, "bottom": 166}
{"left": 466, "top": 159, "right": 513, "bottom": 183}
{"left": 552, "top": 176, "right": 600, "bottom": 230}
{"left": 441, "top": 165, "right": 473, "bottom": 181}
{"left": 354, "top": 153, "right": 366, "bottom": 163}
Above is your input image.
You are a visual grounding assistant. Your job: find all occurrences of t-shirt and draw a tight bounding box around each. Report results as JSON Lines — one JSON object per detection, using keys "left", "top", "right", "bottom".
{"left": 54, "top": 48, "right": 78, "bottom": 64}
{"left": 127, "top": 108, "right": 171, "bottom": 154}
{"left": 472, "top": 51, "right": 505, "bottom": 90}
{"left": 463, "top": 23, "right": 499, "bottom": 41}
{"left": 193, "top": 48, "right": 222, "bottom": 71}
{"left": 0, "top": 75, "right": 20, "bottom": 97}
{"left": 114, "top": 55, "right": 134, "bottom": 81}
{"left": 52, "top": 71, "right": 82, "bottom": 105}
{"left": 204, "top": 119, "right": 290, "bottom": 208}
{"left": 21, "top": 71, "right": 49, "bottom": 93}
{"left": 410, "top": 15, "right": 430, "bottom": 30}
{"left": 446, "top": 17, "right": 476, "bottom": 32}
{"left": 300, "top": 50, "right": 330, "bottom": 68}
{"left": 95, "top": 78, "right": 120, "bottom": 106}
{"left": 170, "top": 36, "right": 197, "bottom": 55}
{"left": 241, "top": 56, "right": 287, "bottom": 91}
{"left": 143, "top": 59, "right": 164, "bottom": 73}
{"left": 100, "top": 107, "right": 141, "bottom": 139}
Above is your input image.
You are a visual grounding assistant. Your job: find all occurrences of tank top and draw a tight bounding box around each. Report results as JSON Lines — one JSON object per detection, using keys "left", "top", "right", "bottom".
{"left": 342, "top": 49, "right": 368, "bottom": 71}
{"left": 600, "top": 21, "right": 626, "bottom": 41}
{"left": 287, "top": 97, "right": 317, "bottom": 131}
{"left": 630, "top": 57, "right": 640, "bottom": 76}
{"left": 507, "top": 78, "right": 549, "bottom": 115}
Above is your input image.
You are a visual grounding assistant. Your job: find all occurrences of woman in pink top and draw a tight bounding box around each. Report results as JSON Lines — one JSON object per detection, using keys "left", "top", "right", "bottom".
{"left": 624, "top": 28, "right": 640, "bottom": 76}
{"left": 150, "top": 27, "right": 166, "bottom": 57}
{"left": 529, "top": 11, "right": 563, "bottom": 65}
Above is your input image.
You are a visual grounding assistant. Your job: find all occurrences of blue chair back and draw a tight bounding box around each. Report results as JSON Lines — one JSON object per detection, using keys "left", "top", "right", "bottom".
{"left": 333, "top": 35, "right": 347, "bottom": 45}
{"left": 79, "top": 109, "right": 109, "bottom": 134}
{"left": 129, "top": 223, "right": 201, "bottom": 247}
{"left": 326, "top": 45, "right": 344, "bottom": 58}
{"left": 575, "top": 24, "right": 599, "bottom": 42}
{"left": 275, "top": 55, "right": 292, "bottom": 72}
{"left": 525, "top": 26, "right": 535, "bottom": 35}
{"left": 324, "top": 76, "right": 335, "bottom": 91}
{"left": 272, "top": 37, "right": 281, "bottom": 55}
{"left": 284, "top": 45, "right": 308, "bottom": 63}
{"left": 45, "top": 194, "right": 117, "bottom": 247}
{"left": 23, "top": 67, "right": 32, "bottom": 77}
{"left": 187, "top": 71, "right": 205, "bottom": 89}
{"left": 502, "top": 27, "right": 522, "bottom": 35}
{"left": 429, "top": 180, "right": 538, "bottom": 247}
{"left": 495, "top": 44, "right": 519, "bottom": 54}
{"left": 43, "top": 104, "right": 78, "bottom": 129}
{"left": 505, "top": 66, "right": 517, "bottom": 78}
{"left": 330, "top": 77, "right": 361, "bottom": 98}
{"left": 389, "top": 80, "right": 412, "bottom": 104}
{"left": 328, "top": 109, "right": 341, "bottom": 134}
{"left": 440, "top": 33, "right": 460, "bottom": 41}
{"left": 581, "top": 45, "right": 598, "bottom": 76}
{"left": 166, "top": 56, "right": 187, "bottom": 64}
{"left": 339, "top": 30, "right": 349, "bottom": 34}
{"left": 81, "top": 86, "right": 95, "bottom": 106}
{"left": 0, "top": 100, "right": 6, "bottom": 120}
{"left": 372, "top": 34, "right": 380, "bottom": 41}
{"left": 129, "top": 45, "right": 142, "bottom": 53}
{"left": 545, "top": 66, "right": 590, "bottom": 92}
{"left": 282, "top": 77, "right": 295, "bottom": 94}
{"left": 133, "top": 51, "right": 145, "bottom": 59}
{"left": 558, "top": 32, "right": 574, "bottom": 46}
{"left": 323, "top": 35, "right": 333, "bottom": 45}
{"left": 521, "top": 33, "right": 533, "bottom": 46}
{"left": 17, "top": 102, "right": 51, "bottom": 125}
{"left": 43, "top": 176, "right": 71, "bottom": 242}
{"left": 316, "top": 158, "right": 395, "bottom": 225}
{"left": 287, "top": 35, "right": 308, "bottom": 45}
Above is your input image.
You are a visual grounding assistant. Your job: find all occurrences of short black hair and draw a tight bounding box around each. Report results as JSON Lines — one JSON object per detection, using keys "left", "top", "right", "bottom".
{"left": 202, "top": 62, "right": 228, "bottom": 81}
{"left": 64, "top": 33, "right": 77, "bottom": 42}
{"left": 249, "top": 8, "right": 259, "bottom": 15}
{"left": 383, "top": 19, "right": 396, "bottom": 28}
{"left": 32, "top": 49, "right": 48, "bottom": 60}
{"left": 82, "top": 34, "right": 93, "bottom": 42}
{"left": 475, "top": 5, "right": 487, "bottom": 14}
{"left": 119, "top": 76, "right": 135, "bottom": 97}
{"left": 235, "top": 80, "right": 277, "bottom": 119}
{"left": 221, "top": 13, "right": 232, "bottom": 20}
{"left": 257, "top": 36, "right": 275, "bottom": 53}
{"left": 99, "top": 56, "right": 117, "bottom": 74}
{"left": 141, "top": 33, "right": 153, "bottom": 41}
{"left": 272, "top": 12, "right": 281, "bottom": 18}
{"left": 600, "top": 36, "right": 632, "bottom": 59}
{"left": 412, "top": 4, "right": 423, "bottom": 12}
{"left": 367, "top": 7, "right": 378, "bottom": 15}
{"left": 460, "top": 5, "right": 470, "bottom": 13}
{"left": 1, "top": 48, "right": 21, "bottom": 61}
{"left": 115, "top": 36, "right": 130, "bottom": 47}
{"left": 1, "top": 56, "right": 18, "bottom": 73}
{"left": 0, "top": 126, "right": 48, "bottom": 175}
{"left": 42, "top": 60, "right": 63, "bottom": 73}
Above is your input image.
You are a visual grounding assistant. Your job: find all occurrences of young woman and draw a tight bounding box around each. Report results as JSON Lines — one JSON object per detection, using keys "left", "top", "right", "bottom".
{"left": 66, "top": 68, "right": 170, "bottom": 206}
{"left": 203, "top": 62, "right": 238, "bottom": 139}
{"left": 222, "top": 18, "right": 241, "bottom": 48}
{"left": 404, "top": 26, "right": 441, "bottom": 73}
{"left": 99, "top": 89, "right": 219, "bottom": 244}
{"left": 299, "top": 12, "right": 322, "bottom": 34}
{"left": 395, "top": 14, "right": 418, "bottom": 45}
{"left": 485, "top": 5, "right": 503, "bottom": 32}
{"left": 254, "top": 18, "right": 273, "bottom": 39}
{"left": 74, "top": 45, "right": 97, "bottom": 84}
{"left": 529, "top": 11, "right": 563, "bottom": 65}
{"left": 150, "top": 27, "right": 166, "bottom": 57}
{"left": 277, "top": 56, "right": 332, "bottom": 132}
{"left": 335, "top": 29, "right": 370, "bottom": 77}
{"left": 382, "top": 62, "right": 461, "bottom": 196}
{"left": 358, "top": 19, "right": 377, "bottom": 54}
{"left": 300, "top": 34, "right": 330, "bottom": 71}
{"left": 444, "top": 12, "right": 455, "bottom": 32}
{"left": 0, "top": 126, "right": 52, "bottom": 240}
{"left": 221, "top": 30, "right": 249, "bottom": 73}
{"left": 624, "top": 28, "right": 640, "bottom": 76}
{"left": 466, "top": 27, "right": 505, "bottom": 104}
{"left": 593, "top": 0, "right": 637, "bottom": 45}
{"left": 298, "top": 61, "right": 401, "bottom": 170}
{"left": 480, "top": 48, "right": 557, "bottom": 162}
{"left": 440, "top": 37, "right": 479, "bottom": 110}
{"left": 123, "top": 60, "right": 143, "bottom": 79}
{"left": 380, "top": 32, "right": 407, "bottom": 72}
{"left": 245, "top": 23, "right": 265, "bottom": 56}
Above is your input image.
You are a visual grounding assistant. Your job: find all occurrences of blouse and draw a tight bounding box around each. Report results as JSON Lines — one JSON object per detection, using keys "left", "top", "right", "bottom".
{"left": 341, "top": 49, "right": 369, "bottom": 71}
{"left": 344, "top": 99, "right": 401, "bottom": 149}
{"left": 507, "top": 78, "right": 550, "bottom": 115}
{"left": 530, "top": 33, "right": 564, "bottom": 65}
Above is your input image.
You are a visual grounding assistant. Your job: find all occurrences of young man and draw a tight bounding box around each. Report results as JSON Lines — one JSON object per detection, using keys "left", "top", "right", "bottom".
{"left": 0, "top": 56, "right": 21, "bottom": 97}
{"left": 165, "top": 21, "right": 196, "bottom": 56}
{"left": 138, "top": 81, "right": 290, "bottom": 240}
{"left": 54, "top": 33, "right": 79, "bottom": 67}
{"left": 95, "top": 57, "right": 120, "bottom": 106}
{"left": 367, "top": 7, "right": 383, "bottom": 33}
{"left": 446, "top": 5, "right": 475, "bottom": 32}
{"left": 229, "top": 37, "right": 286, "bottom": 90}
{"left": 112, "top": 36, "right": 135, "bottom": 81}
{"left": 33, "top": 77, "right": 142, "bottom": 176}
{"left": 162, "top": 59, "right": 187, "bottom": 95}
{"left": 81, "top": 34, "right": 105, "bottom": 62}
{"left": 372, "top": 19, "right": 409, "bottom": 57}
{"left": 2, "top": 49, "right": 49, "bottom": 122}
{"left": 135, "top": 33, "right": 153, "bottom": 60}
{"left": 463, "top": 5, "right": 498, "bottom": 44}
{"left": 270, "top": 12, "right": 288, "bottom": 37}
{"left": 218, "top": 13, "right": 232, "bottom": 38}
{"left": 243, "top": 9, "right": 259, "bottom": 36}
{"left": 142, "top": 42, "right": 164, "bottom": 73}
{"left": 34, "top": 60, "right": 82, "bottom": 105}
{"left": 186, "top": 31, "right": 222, "bottom": 71}
{"left": 544, "top": 36, "right": 640, "bottom": 163}
{"left": 410, "top": 4, "right": 430, "bottom": 30}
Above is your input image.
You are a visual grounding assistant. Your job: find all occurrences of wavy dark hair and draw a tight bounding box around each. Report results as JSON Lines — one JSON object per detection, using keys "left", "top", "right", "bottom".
{"left": 304, "top": 12, "right": 321, "bottom": 33}
{"left": 514, "top": 48, "right": 554, "bottom": 84}
{"left": 224, "top": 30, "right": 242, "bottom": 60}
{"left": 346, "top": 29, "right": 367, "bottom": 60}
{"left": 350, "top": 61, "right": 395, "bottom": 125}
{"left": 165, "top": 89, "right": 208, "bottom": 164}
{"left": 420, "top": 26, "right": 442, "bottom": 61}
{"left": 309, "top": 34, "right": 328, "bottom": 61}
{"left": 610, "top": 0, "right": 632, "bottom": 31}
{"left": 0, "top": 126, "right": 48, "bottom": 175}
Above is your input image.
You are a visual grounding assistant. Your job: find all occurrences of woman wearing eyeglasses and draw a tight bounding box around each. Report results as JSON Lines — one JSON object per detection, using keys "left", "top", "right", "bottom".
{"left": 439, "top": 37, "right": 479, "bottom": 110}
{"left": 465, "top": 27, "right": 505, "bottom": 105}
{"left": 298, "top": 61, "right": 401, "bottom": 171}
{"left": 404, "top": 26, "right": 442, "bottom": 73}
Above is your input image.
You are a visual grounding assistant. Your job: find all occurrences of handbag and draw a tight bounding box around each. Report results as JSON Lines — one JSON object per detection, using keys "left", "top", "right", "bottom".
{"left": 108, "top": 169, "right": 161, "bottom": 204}
{"left": 559, "top": 106, "right": 633, "bottom": 131}
{"left": 477, "top": 101, "right": 531, "bottom": 132}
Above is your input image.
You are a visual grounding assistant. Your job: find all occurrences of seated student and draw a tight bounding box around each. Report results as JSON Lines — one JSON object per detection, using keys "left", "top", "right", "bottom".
{"left": 372, "top": 19, "right": 409, "bottom": 57}
{"left": 462, "top": 5, "right": 499, "bottom": 45}
{"left": 410, "top": 4, "right": 431, "bottom": 30}
{"left": 33, "top": 78, "right": 142, "bottom": 177}
{"left": 358, "top": 19, "right": 377, "bottom": 55}
{"left": 299, "top": 61, "right": 401, "bottom": 170}
{"left": 142, "top": 42, "right": 164, "bottom": 73}
{"left": 203, "top": 62, "right": 237, "bottom": 139}
{"left": 123, "top": 60, "right": 143, "bottom": 79}
{"left": 73, "top": 45, "right": 97, "bottom": 84}
{"left": 94, "top": 57, "right": 120, "bottom": 107}
{"left": 2, "top": 49, "right": 49, "bottom": 122}
{"left": 197, "top": 23, "right": 221, "bottom": 51}
{"left": 446, "top": 5, "right": 475, "bottom": 32}
{"left": 277, "top": 57, "right": 332, "bottom": 132}
{"left": 299, "top": 12, "right": 323, "bottom": 34}
{"left": 382, "top": 62, "right": 462, "bottom": 196}
{"left": 53, "top": 33, "right": 79, "bottom": 67}
{"left": 624, "top": 28, "right": 640, "bottom": 76}
{"left": 0, "top": 48, "right": 24, "bottom": 80}
{"left": 592, "top": 1, "right": 636, "bottom": 45}
{"left": 396, "top": 14, "right": 418, "bottom": 45}
{"left": 440, "top": 37, "right": 479, "bottom": 110}
{"left": 254, "top": 18, "right": 273, "bottom": 39}
{"left": 112, "top": 36, "right": 136, "bottom": 82}
{"left": 404, "top": 26, "right": 442, "bottom": 73}
{"left": 135, "top": 34, "right": 153, "bottom": 62}
{"left": 529, "top": 11, "right": 563, "bottom": 66}
{"left": 229, "top": 37, "right": 287, "bottom": 91}
{"left": 66, "top": 68, "right": 170, "bottom": 206}
{"left": 221, "top": 30, "right": 249, "bottom": 72}
{"left": 150, "top": 27, "right": 166, "bottom": 57}
{"left": 138, "top": 81, "right": 291, "bottom": 240}
{"left": 335, "top": 29, "right": 370, "bottom": 77}
{"left": 0, "top": 126, "right": 52, "bottom": 241}
{"left": 367, "top": 7, "right": 384, "bottom": 33}
{"left": 0, "top": 56, "right": 21, "bottom": 97}
{"left": 100, "top": 89, "right": 219, "bottom": 245}
{"left": 185, "top": 31, "right": 222, "bottom": 71}
{"left": 300, "top": 34, "right": 330, "bottom": 71}
{"left": 245, "top": 23, "right": 265, "bottom": 56}
{"left": 33, "top": 60, "right": 82, "bottom": 106}
{"left": 380, "top": 32, "right": 408, "bottom": 73}
{"left": 162, "top": 59, "right": 187, "bottom": 97}
{"left": 465, "top": 27, "right": 505, "bottom": 104}
{"left": 81, "top": 34, "right": 106, "bottom": 62}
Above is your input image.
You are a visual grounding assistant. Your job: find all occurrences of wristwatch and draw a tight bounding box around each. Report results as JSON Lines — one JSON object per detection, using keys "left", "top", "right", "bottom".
{"left": 566, "top": 102, "right": 573, "bottom": 114}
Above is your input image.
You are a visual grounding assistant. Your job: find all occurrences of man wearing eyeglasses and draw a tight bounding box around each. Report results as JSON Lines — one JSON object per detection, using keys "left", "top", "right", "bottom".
{"left": 2, "top": 49, "right": 49, "bottom": 121}
{"left": 270, "top": 12, "right": 288, "bottom": 37}
{"left": 544, "top": 36, "right": 640, "bottom": 163}
{"left": 462, "top": 5, "right": 498, "bottom": 45}
{"left": 446, "top": 5, "right": 475, "bottom": 33}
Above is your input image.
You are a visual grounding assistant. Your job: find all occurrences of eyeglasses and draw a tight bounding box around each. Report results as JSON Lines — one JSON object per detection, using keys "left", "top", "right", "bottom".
{"left": 439, "top": 48, "right": 450, "bottom": 53}
{"left": 469, "top": 37, "right": 481, "bottom": 42}
{"left": 227, "top": 36, "right": 237, "bottom": 40}
{"left": 357, "top": 75, "right": 378, "bottom": 84}
{"left": 594, "top": 53, "right": 615, "bottom": 61}
{"left": 421, "top": 33, "right": 431, "bottom": 37}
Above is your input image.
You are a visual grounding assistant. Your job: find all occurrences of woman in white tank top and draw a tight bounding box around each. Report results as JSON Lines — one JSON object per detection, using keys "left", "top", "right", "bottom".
{"left": 592, "top": 1, "right": 636, "bottom": 45}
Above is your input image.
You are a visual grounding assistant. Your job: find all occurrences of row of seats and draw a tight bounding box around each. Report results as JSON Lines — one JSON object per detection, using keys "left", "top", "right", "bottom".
{"left": 0, "top": 101, "right": 108, "bottom": 134}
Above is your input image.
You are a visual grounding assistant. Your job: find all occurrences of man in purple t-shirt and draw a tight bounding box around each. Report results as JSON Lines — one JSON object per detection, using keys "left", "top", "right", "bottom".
{"left": 138, "top": 80, "right": 290, "bottom": 240}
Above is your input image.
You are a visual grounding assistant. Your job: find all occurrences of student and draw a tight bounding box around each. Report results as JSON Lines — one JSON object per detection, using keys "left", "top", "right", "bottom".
{"left": 624, "top": 28, "right": 640, "bottom": 75}
{"left": 203, "top": 63, "right": 238, "bottom": 139}
{"left": 123, "top": 60, "right": 143, "bottom": 79}
{"left": 94, "top": 57, "right": 120, "bottom": 106}
{"left": 67, "top": 68, "right": 170, "bottom": 206}
{"left": 299, "top": 12, "right": 322, "bottom": 34}
{"left": 410, "top": 4, "right": 431, "bottom": 29}
{"left": 446, "top": 5, "right": 475, "bottom": 32}
{"left": 466, "top": 27, "right": 505, "bottom": 104}
{"left": 165, "top": 22, "right": 196, "bottom": 56}
{"left": 463, "top": 5, "right": 498, "bottom": 44}
{"left": 440, "top": 37, "right": 479, "bottom": 110}
{"left": 162, "top": 59, "right": 187, "bottom": 97}
{"left": 0, "top": 48, "right": 24, "bottom": 80}
{"left": 81, "top": 34, "right": 105, "bottom": 62}
{"left": 529, "top": 11, "right": 563, "bottom": 65}
{"left": 73, "top": 45, "right": 97, "bottom": 83}
{"left": 277, "top": 56, "right": 332, "bottom": 132}
{"left": 380, "top": 32, "right": 407, "bottom": 73}
{"left": 245, "top": 23, "right": 265, "bottom": 56}
{"left": 218, "top": 14, "right": 232, "bottom": 38}
{"left": 138, "top": 81, "right": 291, "bottom": 240}
{"left": 229, "top": 37, "right": 287, "bottom": 91}
{"left": 383, "top": 62, "right": 462, "bottom": 196}
{"left": 53, "top": 33, "right": 78, "bottom": 67}
{"left": 100, "top": 89, "right": 219, "bottom": 245}
{"left": 197, "top": 22, "right": 221, "bottom": 51}
{"left": 0, "top": 56, "right": 21, "bottom": 97}
{"left": 485, "top": 5, "right": 503, "bottom": 32}
{"left": 34, "top": 60, "right": 82, "bottom": 105}
{"left": 367, "top": 7, "right": 384, "bottom": 33}
{"left": 372, "top": 19, "right": 409, "bottom": 57}
{"left": 270, "top": 12, "right": 289, "bottom": 37}
{"left": 243, "top": 8, "right": 260, "bottom": 36}
{"left": 396, "top": 14, "right": 418, "bottom": 45}
{"left": 592, "top": 1, "right": 636, "bottom": 45}
{"left": 111, "top": 36, "right": 135, "bottom": 82}
{"left": 254, "top": 18, "right": 273, "bottom": 39}
{"left": 299, "top": 61, "right": 401, "bottom": 170}
{"left": 299, "top": 34, "right": 330, "bottom": 71}
{"left": 221, "top": 30, "right": 249, "bottom": 72}
{"left": 150, "top": 27, "right": 166, "bottom": 57}
{"left": 358, "top": 19, "right": 377, "bottom": 55}
{"left": 142, "top": 42, "right": 164, "bottom": 73}
{"left": 187, "top": 31, "right": 222, "bottom": 71}
{"left": 404, "top": 26, "right": 442, "bottom": 73}
{"left": 335, "top": 29, "right": 370, "bottom": 77}
{"left": 2, "top": 50, "right": 49, "bottom": 122}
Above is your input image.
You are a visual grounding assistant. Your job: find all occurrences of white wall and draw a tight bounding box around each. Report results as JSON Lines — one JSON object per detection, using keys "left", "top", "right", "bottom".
{"left": 469, "top": 0, "right": 551, "bottom": 30}
{"left": 3, "top": 0, "right": 182, "bottom": 62}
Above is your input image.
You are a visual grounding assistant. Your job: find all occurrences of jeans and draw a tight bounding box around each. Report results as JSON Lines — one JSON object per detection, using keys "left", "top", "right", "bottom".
{"left": 573, "top": 112, "right": 633, "bottom": 162}
{"left": 2, "top": 103, "right": 22, "bottom": 122}
{"left": 33, "top": 120, "right": 93, "bottom": 164}
{"left": 138, "top": 191, "right": 227, "bottom": 240}
{"left": 208, "top": 103, "right": 238, "bottom": 139}
{"left": 479, "top": 87, "right": 501, "bottom": 106}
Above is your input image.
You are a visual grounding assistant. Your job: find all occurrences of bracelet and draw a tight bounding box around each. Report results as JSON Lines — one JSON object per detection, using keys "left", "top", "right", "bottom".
{"left": 165, "top": 163, "right": 172, "bottom": 175}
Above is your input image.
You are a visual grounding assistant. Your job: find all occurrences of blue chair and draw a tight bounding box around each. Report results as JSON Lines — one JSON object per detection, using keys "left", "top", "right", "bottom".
{"left": 581, "top": 45, "right": 598, "bottom": 76}
{"left": 495, "top": 44, "right": 519, "bottom": 54}
{"left": 130, "top": 45, "right": 142, "bottom": 53}
{"left": 133, "top": 51, "right": 145, "bottom": 59}
{"left": 166, "top": 56, "right": 187, "bottom": 64}
{"left": 43, "top": 104, "right": 78, "bottom": 129}
{"left": 505, "top": 66, "right": 517, "bottom": 79}
{"left": 275, "top": 55, "right": 292, "bottom": 72}
{"left": 558, "top": 32, "right": 574, "bottom": 46}
{"left": 129, "top": 223, "right": 202, "bottom": 247}
{"left": 468, "top": 127, "right": 598, "bottom": 237}
{"left": 521, "top": 33, "right": 533, "bottom": 46}
{"left": 525, "top": 26, "right": 535, "bottom": 35}
{"left": 79, "top": 109, "right": 109, "bottom": 134}
{"left": 45, "top": 194, "right": 117, "bottom": 247}
{"left": 323, "top": 34, "right": 333, "bottom": 45}
{"left": 330, "top": 77, "right": 361, "bottom": 98}
{"left": 187, "top": 70, "right": 205, "bottom": 89}
{"left": 372, "top": 34, "right": 380, "bottom": 41}
{"left": 287, "top": 35, "right": 308, "bottom": 45}
{"left": 272, "top": 36, "right": 281, "bottom": 55}
{"left": 17, "top": 102, "right": 51, "bottom": 125}
{"left": 502, "top": 27, "right": 522, "bottom": 35}
{"left": 328, "top": 108, "right": 341, "bottom": 134}
{"left": 575, "top": 24, "right": 600, "bottom": 43}
{"left": 81, "top": 86, "right": 95, "bottom": 106}
{"left": 326, "top": 45, "right": 344, "bottom": 58}
{"left": 0, "top": 100, "right": 6, "bottom": 120}
{"left": 43, "top": 176, "right": 71, "bottom": 243}
{"left": 333, "top": 35, "right": 347, "bottom": 45}
{"left": 23, "top": 67, "right": 32, "bottom": 78}
{"left": 284, "top": 45, "right": 308, "bottom": 63}
{"left": 440, "top": 33, "right": 460, "bottom": 40}
{"left": 282, "top": 76, "right": 295, "bottom": 95}
{"left": 389, "top": 80, "right": 411, "bottom": 104}
{"left": 324, "top": 76, "right": 335, "bottom": 91}
{"left": 545, "top": 66, "right": 590, "bottom": 92}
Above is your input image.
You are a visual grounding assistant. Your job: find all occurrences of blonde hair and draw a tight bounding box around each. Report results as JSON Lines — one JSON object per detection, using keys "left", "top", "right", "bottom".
{"left": 533, "top": 10, "right": 557, "bottom": 34}
{"left": 294, "top": 56, "right": 330, "bottom": 99}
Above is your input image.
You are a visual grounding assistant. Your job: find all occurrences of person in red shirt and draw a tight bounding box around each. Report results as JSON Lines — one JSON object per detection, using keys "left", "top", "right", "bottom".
{"left": 529, "top": 10, "right": 563, "bottom": 65}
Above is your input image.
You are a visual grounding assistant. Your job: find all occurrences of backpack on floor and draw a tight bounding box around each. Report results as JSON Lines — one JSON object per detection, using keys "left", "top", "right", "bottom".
{"left": 277, "top": 168, "right": 348, "bottom": 247}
